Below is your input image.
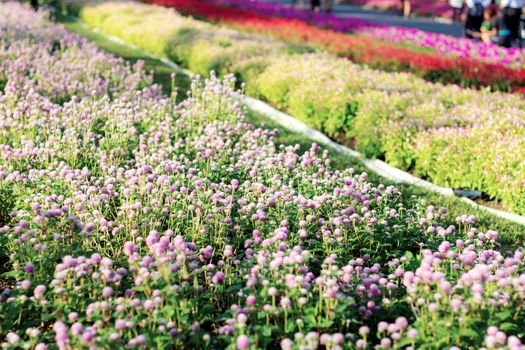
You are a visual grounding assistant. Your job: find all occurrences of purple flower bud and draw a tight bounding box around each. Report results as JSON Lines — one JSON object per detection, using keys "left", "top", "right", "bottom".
{"left": 24, "top": 263, "right": 34, "bottom": 273}
{"left": 212, "top": 271, "right": 225, "bottom": 284}
{"left": 124, "top": 241, "right": 137, "bottom": 255}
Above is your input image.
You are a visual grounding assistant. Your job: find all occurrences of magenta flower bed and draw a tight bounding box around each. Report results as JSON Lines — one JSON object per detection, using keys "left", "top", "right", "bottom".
{"left": 347, "top": 0, "right": 453, "bottom": 18}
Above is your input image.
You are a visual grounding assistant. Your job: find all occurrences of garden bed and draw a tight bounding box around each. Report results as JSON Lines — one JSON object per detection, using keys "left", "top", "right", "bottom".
{"left": 60, "top": 0, "right": 525, "bottom": 216}
{"left": 1, "top": 3, "right": 525, "bottom": 349}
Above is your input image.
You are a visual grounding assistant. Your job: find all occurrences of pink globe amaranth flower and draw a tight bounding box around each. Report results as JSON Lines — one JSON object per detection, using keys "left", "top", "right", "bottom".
{"left": 212, "top": 271, "right": 225, "bottom": 284}
{"left": 487, "top": 326, "right": 499, "bottom": 336}
{"left": 359, "top": 326, "right": 370, "bottom": 335}
{"left": 378, "top": 321, "right": 388, "bottom": 333}
{"left": 395, "top": 317, "right": 408, "bottom": 329}
{"left": 356, "top": 339, "right": 366, "bottom": 349}
{"left": 34, "top": 285, "right": 47, "bottom": 299}
{"left": 237, "top": 335, "right": 250, "bottom": 349}
{"left": 6, "top": 332, "right": 20, "bottom": 344}
{"left": 280, "top": 297, "right": 292, "bottom": 308}
{"left": 428, "top": 303, "right": 438, "bottom": 312}
{"left": 246, "top": 295, "right": 256, "bottom": 305}
{"left": 35, "top": 344, "right": 47, "bottom": 350}
{"left": 495, "top": 331, "right": 507, "bottom": 344}
{"left": 380, "top": 338, "right": 392, "bottom": 348}
{"left": 71, "top": 322, "right": 83, "bottom": 336}
{"left": 53, "top": 321, "right": 69, "bottom": 345}
{"left": 407, "top": 328, "right": 418, "bottom": 339}
{"left": 115, "top": 319, "right": 126, "bottom": 331}
{"left": 124, "top": 241, "right": 137, "bottom": 255}
{"left": 82, "top": 328, "right": 96, "bottom": 344}
{"left": 136, "top": 335, "right": 146, "bottom": 345}
{"left": 102, "top": 287, "right": 113, "bottom": 298}
{"left": 280, "top": 338, "right": 293, "bottom": 350}
{"left": 508, "top": 335, "right": 522, "bottom": 347}
{"left": 144, "top": 299, "right": 155, "bottom": 310}
{"left": 68, "top": 312, "right": 78, "bottom": 322}
{"left": 486, "top": 335, "right": 497, "bottom": 347}
{"left": 20, "top": 280, "right": 31, "bottom": 289}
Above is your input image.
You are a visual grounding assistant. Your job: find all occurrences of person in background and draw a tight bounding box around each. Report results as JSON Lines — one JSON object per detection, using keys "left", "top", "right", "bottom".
{"left": 469, "top": 5, "right": 513, "bottom": 46}
{"left": 311, "top": 0, "right": 321, "bottom": 12}
{"left": 450, "top": 0, "right": 465, "bottom": 22}
{"left": 499, "top": 0, "right": 525, "bottom": 46}
{"left": 465, "top": 0, "right": 491, "bottom": 38}
{"left": 400, "top": 0, "right": 411, "bottom": 17}
{"left": 491, "top": 9, "right": 513, "bottom": 46}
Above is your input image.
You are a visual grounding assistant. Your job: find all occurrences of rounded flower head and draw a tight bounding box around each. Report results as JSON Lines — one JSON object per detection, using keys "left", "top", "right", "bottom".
{"left": 236, "top": 335, "right": 250, "bottom": 349}
{"left": 34, "top": 285, "right": 47, "bottom": 299}
{"left": 24, "top": 263, "right": 34, "bottom": 273}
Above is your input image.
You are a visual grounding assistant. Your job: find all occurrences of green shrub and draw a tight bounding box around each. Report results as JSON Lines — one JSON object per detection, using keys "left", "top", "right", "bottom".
{"left": 350, "top": 91, "right": 410, "bottom": 159}
{"left": 256, "top": 56, "right": 301, "bottom": 110}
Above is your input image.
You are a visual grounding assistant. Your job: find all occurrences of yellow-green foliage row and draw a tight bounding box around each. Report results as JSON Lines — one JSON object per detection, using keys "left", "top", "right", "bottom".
{"left": 74, "top": 1, "right": 525, "bottom": 215}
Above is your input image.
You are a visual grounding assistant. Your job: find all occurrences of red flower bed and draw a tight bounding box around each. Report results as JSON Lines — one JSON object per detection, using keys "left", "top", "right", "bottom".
{"left": 148, "top": 0, "right": 525, "bottom": 92}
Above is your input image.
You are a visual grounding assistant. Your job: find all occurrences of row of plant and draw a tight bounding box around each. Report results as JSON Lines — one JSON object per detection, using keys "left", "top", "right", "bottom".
{"left": 195, "top": 0, "right": 525, "bottom": 69}
{"left": 343, "top": 0, "right": 453, "bottom": 18}
{"left": 149, "top": 0, "right": 525, "bottom": 83}
{"left": 1, "top": 3, "right": 525, "bottom": 349}
{"left": 59, "top": 1, "right": 525, "bottom": 215}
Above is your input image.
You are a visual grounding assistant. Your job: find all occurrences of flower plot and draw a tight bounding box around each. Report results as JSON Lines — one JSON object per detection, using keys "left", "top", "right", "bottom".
{"left": 1, "top": 3, "right": 525, "bottom": 350}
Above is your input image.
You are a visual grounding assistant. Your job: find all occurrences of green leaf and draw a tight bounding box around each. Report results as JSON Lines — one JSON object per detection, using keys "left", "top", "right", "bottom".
{"left": 495, "top": 310, "right": 513, "bottom": 321}
{"left": 500, "top": 322, "right": 519, "bottom": 332}
{"left": 459, "top": 328, "right": 479, "bottom": 339}
{"left": 262, "top": 327, "right": 272, "bottom": 337}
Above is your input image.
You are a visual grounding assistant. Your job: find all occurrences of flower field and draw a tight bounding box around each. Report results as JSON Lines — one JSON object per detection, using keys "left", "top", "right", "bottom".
{"left": 192, "top": 0, "right": 525, "bottom": 69}
{"left": 1, "top": 2, "right": 525, "bottom": 350}
{"left": 58, "top": 1, "right": 525, "bottom": 215}
{"left": 146, "top": 0, "right": 525, "bottom": 92}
